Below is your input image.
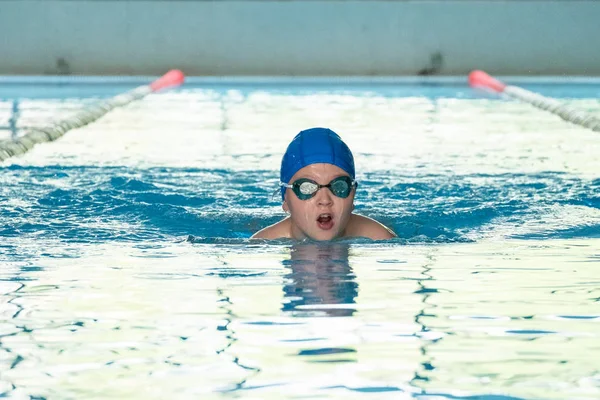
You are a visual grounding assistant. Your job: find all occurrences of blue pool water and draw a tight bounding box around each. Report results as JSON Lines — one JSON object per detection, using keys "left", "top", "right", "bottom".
{"left": 0, "top": 77, "right": 599, "bottom": 399}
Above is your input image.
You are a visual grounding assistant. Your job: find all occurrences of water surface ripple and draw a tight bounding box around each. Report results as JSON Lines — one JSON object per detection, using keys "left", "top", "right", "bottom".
{"left": 0, "top": 80, "right": 599, "bottom": 399}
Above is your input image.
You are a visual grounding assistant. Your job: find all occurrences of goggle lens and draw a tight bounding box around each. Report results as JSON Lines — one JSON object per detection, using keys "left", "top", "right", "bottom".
{"left": 298, "top": 181, "right": 319, "bottom": 196}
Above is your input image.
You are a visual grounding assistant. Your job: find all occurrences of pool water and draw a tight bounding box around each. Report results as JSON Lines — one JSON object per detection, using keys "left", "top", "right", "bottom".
{"left": 0, "top": 77, "right": 599, "bottom": 399}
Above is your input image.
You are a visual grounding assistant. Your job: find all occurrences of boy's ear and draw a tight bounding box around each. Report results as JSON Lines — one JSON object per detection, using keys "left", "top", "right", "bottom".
{"left": 282, "top": 201, "right": 289, "bottom": 213}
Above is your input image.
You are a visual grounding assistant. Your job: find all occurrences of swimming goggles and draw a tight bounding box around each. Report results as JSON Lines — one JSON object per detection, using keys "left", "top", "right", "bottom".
{"left": 280, "top": 176, "right": 357, "bottom": 200}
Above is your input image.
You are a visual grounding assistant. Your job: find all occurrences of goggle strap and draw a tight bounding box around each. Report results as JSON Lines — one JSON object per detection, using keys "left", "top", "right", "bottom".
{"left": 271, "top": 187, "right": 282, "bottom": 201}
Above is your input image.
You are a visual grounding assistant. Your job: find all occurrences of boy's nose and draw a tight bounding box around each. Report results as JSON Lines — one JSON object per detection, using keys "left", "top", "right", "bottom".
{"left": 316, "top": 188, "right": 334, "bottom": 206}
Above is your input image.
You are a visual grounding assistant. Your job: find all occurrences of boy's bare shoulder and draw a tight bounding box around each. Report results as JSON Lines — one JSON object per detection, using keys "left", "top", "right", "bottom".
{"left": 346, "top": 214, "right": 396, "bottom": 240}
{"left": 250, "top": 218, "right": 291, "bottom": 240}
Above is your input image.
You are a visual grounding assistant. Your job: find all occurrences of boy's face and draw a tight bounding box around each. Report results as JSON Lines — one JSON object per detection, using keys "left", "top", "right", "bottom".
{"left": 283, "top": 163, "right": 355, "bottom": 241}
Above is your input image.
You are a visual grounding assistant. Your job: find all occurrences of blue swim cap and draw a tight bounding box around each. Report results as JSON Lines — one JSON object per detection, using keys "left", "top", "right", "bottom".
{"left": 280, "top": 127, "right": 355, "bottom": 200}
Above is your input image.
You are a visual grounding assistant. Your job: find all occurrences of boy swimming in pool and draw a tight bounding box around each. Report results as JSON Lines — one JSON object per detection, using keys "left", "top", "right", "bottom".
{"left": 252, "top": 127, "right": 396, "bottom": 241}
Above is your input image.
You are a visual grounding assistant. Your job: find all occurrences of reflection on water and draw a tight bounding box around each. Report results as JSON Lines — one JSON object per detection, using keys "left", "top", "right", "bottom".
{"left": 283, "top": 243, "right": 358, "bottom": 317}
{"left": 0, "top": 239, "right": 599, "bottom": 399}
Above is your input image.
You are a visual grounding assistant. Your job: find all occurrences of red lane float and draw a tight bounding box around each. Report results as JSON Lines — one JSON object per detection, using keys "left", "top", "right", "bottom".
{"left": 150, "top": 69, "right": 185, "bottom": 92}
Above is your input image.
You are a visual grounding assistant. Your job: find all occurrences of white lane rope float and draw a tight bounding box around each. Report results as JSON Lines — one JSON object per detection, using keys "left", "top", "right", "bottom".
{"left": 0, "top": 69, "right": 185, "bottom": 162}
{"left": 469, "top": 70, "right": 600, "bottom": 132}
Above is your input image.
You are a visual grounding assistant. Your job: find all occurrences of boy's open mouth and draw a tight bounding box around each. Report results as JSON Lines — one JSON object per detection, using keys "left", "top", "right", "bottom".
{"left": 316, "top": 213, "right": 334, "bottom": 230}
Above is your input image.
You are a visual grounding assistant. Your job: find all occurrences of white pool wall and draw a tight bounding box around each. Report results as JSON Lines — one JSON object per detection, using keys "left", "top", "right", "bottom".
{"left": 0, "top": 0, "right": 599, "bottom": 76}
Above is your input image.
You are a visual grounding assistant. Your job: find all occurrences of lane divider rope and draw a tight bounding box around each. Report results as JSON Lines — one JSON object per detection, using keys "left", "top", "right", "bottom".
{"left": 0, "top": 69, "right": 185, "bottom": 162}
{"left": 469, "top": 70, "right": 600, "bottom": 132}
